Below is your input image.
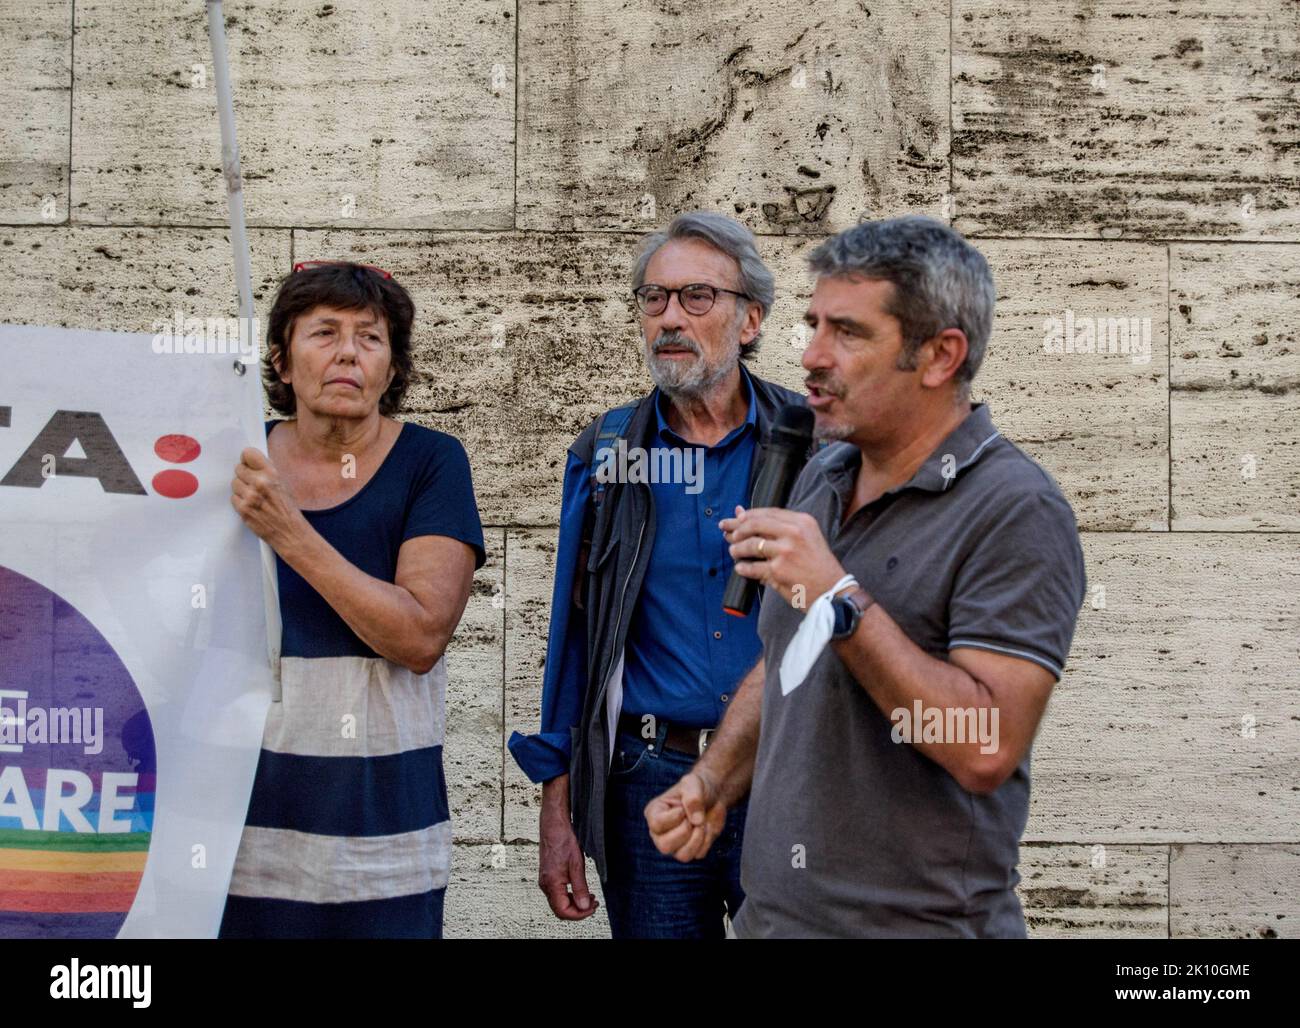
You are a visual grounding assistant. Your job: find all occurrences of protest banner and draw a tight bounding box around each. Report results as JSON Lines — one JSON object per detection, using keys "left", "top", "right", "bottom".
{"left": 0, "top": 322, "right": 275, "bottom": 938}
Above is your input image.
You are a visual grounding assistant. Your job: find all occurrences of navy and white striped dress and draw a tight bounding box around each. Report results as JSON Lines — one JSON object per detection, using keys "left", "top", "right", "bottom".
{"left": 219, "top": 420, "right": 485, "bottom": 939}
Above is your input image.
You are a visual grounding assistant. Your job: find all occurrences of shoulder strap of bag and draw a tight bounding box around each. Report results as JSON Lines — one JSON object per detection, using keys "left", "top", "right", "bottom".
{"left": 587, "top": 401, "right": 637, "bottom": 514}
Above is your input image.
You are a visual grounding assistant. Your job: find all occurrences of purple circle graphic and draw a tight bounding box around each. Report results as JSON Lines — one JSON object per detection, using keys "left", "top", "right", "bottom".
{"left": 0, "top": 565, "right": 155, "bottom": 939}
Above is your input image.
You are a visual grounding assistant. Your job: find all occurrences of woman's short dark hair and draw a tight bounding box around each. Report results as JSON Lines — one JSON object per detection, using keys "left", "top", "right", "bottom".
{"left": 263, "top": 263, "right": 416, "bottom": 416}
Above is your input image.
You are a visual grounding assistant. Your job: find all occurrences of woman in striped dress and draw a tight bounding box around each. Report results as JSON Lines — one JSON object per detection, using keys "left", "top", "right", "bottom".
{"left": 219, "top": 261, "right": 484, "bottom": 938}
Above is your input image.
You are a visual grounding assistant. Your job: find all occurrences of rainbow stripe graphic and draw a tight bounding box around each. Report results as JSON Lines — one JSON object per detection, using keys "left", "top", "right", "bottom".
{"left": 0, "top": 566, "right": 156, "bottom": 939}
{"left": 0, "top": 827, "right": 149, "bottom": 912}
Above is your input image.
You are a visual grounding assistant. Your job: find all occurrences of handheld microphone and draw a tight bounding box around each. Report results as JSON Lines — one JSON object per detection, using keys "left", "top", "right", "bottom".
{"left": 722, "top": 403, "right": 816, "bottom": 617}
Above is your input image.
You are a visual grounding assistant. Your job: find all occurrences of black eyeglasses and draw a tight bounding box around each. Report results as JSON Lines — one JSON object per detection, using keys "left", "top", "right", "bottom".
{"left": 632, "top": 283, "right": 750, "bottom": 316}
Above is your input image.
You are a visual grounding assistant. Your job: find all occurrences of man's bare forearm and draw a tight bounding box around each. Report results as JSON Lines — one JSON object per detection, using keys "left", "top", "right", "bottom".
{"left": 694, "top": 659, "right": 764, "bottom": 808}
{"left": 541, "top": 773, "right": 570, "bottom": 818}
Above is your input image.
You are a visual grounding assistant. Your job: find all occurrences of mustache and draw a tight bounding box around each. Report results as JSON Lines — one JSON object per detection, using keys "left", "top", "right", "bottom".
{"left": 805, "top": 370, "right": 846, "bottom": 397}
{"left": 650, "top": 331, "right": 701, "bottom": 356}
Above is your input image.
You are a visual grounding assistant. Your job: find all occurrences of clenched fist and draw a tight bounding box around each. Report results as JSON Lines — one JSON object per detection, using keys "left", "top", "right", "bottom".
{"left": 644, "top": 767, "right": 727, "bottom": 863}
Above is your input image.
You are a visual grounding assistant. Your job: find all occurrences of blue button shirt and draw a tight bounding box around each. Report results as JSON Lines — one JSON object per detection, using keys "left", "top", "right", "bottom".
{"left": 621, "top": 380, "right": 762, "bottom": 727}
{"left": 507, "top": 367, "right": 766, "bottom": 783}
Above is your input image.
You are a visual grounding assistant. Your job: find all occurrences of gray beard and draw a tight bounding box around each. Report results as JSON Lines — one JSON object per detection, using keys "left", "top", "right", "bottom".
{"left": 646, "top": 338, "right": 738, "bottom": 400}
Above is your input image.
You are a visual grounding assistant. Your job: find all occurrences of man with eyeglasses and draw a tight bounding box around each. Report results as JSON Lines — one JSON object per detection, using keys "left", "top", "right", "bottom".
{"left": 508, "top": 211, "right": 805, "bottom": 938}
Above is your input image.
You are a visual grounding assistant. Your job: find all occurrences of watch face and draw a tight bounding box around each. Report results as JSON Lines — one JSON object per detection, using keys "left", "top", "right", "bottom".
{"left": 831, "top": 596, "right": 851, "bottom": 637}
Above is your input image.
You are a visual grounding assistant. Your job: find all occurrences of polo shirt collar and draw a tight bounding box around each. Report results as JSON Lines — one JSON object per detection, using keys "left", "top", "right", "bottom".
{"left": 653, "top": 362, "right": 758, "bottom": 448}
{"left": 822, "top": 402, "right": 1002, "bottom": 498}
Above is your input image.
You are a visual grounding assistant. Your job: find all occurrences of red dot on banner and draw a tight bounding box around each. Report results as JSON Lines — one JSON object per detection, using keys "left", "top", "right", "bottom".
{"left": 154, "top": 434, "right": 201, "bottom": 463}
{"left": 152, "top": 469, "right": 199, "bottom": 499}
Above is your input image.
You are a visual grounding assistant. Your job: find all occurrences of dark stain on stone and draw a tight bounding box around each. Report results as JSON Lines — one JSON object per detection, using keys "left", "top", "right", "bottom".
{"left": 861, "top": 158, "right": 882, "bottom": 209}
{"left": 761, "top": 184, "right": 836, "bottom": 228}
{"left": 1068, "top": 278, "right": 1129, "bottom": 289}
{"left": 1021, "top": 886, "right": 1093, "bottom": 908}
{"left": 723, "top": 45, "right": 752, "bottom": 68}
{"left": 1172, "top": 377, "right": 1300, "bottom": 396}
{"left": 783, "top": 26, "right": 812, "bottom": 52}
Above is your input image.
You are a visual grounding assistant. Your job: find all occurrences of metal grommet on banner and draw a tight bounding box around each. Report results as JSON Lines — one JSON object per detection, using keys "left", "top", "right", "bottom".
{"left": 232, "top": 358, "right": 246, "bottom": 375}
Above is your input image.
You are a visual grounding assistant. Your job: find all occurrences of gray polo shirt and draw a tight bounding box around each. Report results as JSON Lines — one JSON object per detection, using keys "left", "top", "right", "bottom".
{"left": 732, "top": 402, "right": 1086, "bottom": 939}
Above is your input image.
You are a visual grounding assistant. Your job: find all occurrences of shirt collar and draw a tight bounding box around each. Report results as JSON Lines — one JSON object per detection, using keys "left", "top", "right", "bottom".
{"left": 653, "top": 362, "right": 758, "bottom": 448}
{"left": 822, "top": 402, "right": 1002, "bottom": 498}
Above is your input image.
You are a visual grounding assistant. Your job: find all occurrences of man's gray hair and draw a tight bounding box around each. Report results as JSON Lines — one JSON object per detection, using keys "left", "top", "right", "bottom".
{"left": 631, "top": 211, "right": 775, "bottom": 360}
{"left": 806, "top": 215, "right": 995, "bottom": 389}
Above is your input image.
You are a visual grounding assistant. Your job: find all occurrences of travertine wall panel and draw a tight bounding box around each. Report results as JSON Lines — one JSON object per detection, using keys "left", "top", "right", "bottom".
{"left": 517, "top": 0, "right": 949, "bottom": 233}
{"left": 2, "top": 0, "right": 1295, "bottom": 939}
{"left": 0, "top": 1, "right": 71, "bottom": 223}
{"left": 72, "top": 1, "right": 514, "bottom": 227}
{"left": 953, "top": 0, "right": 1300, "bottom": 240}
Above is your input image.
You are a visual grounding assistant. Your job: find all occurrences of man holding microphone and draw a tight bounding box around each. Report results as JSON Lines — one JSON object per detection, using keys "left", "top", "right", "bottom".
{"left": 645, "top": 216, "right": 1087, "bottom": 937}
{"left": 509, "top": 211, "right": 804, "bottom": 938}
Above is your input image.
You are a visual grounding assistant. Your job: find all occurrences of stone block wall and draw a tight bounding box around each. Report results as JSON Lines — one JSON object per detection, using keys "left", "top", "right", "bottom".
{"left": 1, "top": 0, "right": 1295, "bottom": 938}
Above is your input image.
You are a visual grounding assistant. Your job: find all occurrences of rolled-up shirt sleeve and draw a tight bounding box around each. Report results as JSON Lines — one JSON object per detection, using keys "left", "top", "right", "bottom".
{"left": 947, "top": 490, "right": 1087, "bottom": 681}
{"left": 507, "top": 451, "right": 591, "bottom": 783}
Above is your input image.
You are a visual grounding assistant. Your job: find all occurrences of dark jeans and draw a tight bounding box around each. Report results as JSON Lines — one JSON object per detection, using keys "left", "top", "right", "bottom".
{"left": 602, "top": 727, "right": 747, "bottom": 939}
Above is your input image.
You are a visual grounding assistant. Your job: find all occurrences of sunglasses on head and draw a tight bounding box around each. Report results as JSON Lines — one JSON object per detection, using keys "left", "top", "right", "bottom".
{"left": 292, "top": 259, "right": 394, "bottom": 281}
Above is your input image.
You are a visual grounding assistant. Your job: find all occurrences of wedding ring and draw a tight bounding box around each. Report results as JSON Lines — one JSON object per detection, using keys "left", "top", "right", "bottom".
{"left": 758, "top": 538, "right": 767, "bottom": 556}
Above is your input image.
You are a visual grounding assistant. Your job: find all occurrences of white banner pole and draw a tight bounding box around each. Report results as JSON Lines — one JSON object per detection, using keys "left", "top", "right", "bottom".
{"left": 205, "top": 0, "right": 282, "bottom": 699}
